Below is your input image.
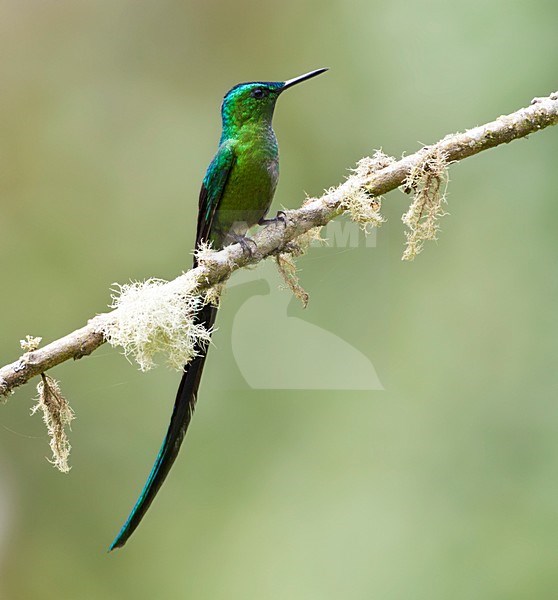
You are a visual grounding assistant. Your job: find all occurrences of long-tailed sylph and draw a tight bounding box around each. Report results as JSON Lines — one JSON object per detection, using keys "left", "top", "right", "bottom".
{"left": 110, "top": 68, "right": 328, "bottom": 550}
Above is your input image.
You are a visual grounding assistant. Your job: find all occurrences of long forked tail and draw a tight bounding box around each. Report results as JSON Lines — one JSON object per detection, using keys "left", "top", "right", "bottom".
{"left": 109, "top": 303, "right": 218, "bottom": 551}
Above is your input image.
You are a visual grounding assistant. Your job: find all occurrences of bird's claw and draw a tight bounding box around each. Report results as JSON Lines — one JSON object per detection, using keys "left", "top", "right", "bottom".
{"left": 259, "top": 210, "right": 288, "bottom": 229}
{"left": 228, "top": 233, "right": 257, "bottom": 258}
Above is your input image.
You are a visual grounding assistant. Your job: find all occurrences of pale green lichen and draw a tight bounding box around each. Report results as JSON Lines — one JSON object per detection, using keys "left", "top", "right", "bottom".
{"left": 99, "top": 275, "right": 212, "bottom": 371}
{"left": 194, "top": 240, "right": 218, "bottom": 267}
{"left": 194, "top": 241, "right": 229, "bottom": 306}
{"left": 293, "top": 226, "right": 326, "bottom": 252}
{"left": 340, "top": 151, "right": 394, "bottom": 232}
{"left": 340, "top": 185, "right": 385, "bottom": 232}
{"left": 204, "top": 282, "right": 226, "bottom": 307}
{"left": 357, "top": 150, "right": 396, "bottom": 179}
{"left": 401, "top": 147, "right": 449, "bottom": 261}
{"left": 275, "top": 226, "right": 325, "bottom": 307}
{"left": 32, "top": 374, "right": 74, "bottom": 474}
{"left": 276, "top": 253, "right": 309, "bottom": 308}
{"left": 20, "top": 335, "right": 42, "bottom": 352}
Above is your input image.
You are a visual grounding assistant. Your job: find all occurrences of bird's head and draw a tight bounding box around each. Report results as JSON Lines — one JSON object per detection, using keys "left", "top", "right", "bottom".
{"left": 220, "top": 68, "right": 328, "bottom": 134}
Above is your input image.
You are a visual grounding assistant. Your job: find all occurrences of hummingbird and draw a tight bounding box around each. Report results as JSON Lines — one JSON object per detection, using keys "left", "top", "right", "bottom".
{"left": 109, "top": 68, "right": 328, "bottom": 550}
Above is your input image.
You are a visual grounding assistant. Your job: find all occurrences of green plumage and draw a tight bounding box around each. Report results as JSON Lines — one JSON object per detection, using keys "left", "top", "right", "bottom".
{"left": 110, "top": 68, "right": 327, "bottom": 551}
{"left": 200, "top": 81, "right": 283, "bottom": 248}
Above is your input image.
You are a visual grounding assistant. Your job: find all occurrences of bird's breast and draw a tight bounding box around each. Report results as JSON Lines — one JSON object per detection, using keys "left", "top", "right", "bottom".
{"left": 213, "top": 131, "right": 279, "bottom": 239}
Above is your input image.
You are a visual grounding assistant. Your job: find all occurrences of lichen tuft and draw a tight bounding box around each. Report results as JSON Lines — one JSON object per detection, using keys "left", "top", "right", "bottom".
{"left": 32, "top": 374, "right": 75, "bottom": 474}
{"left": 99, "top": 275, "right": 212, "bottom": 371}
{"left": 339, "top": 150, "right": 393, "bottom": 232}
{"left": 340, "top": 185, "right": 385, "bottom": 232}
{"left": 401, "top": 147, "right": 449, "bottom": 260}
{"left": 20, "top": 335, "right": 42, "bottom": 352}
{"left": 274, "top": 226, "right": 324, "bottom": 307}
{"left": 194, "top": 241, "right": 218, "bottom": 266}
{"left": 276, "top": 253, "right": 309, "bottom": 308}
{"left": 356, "top": 150, "right": 396, "bottom": 178}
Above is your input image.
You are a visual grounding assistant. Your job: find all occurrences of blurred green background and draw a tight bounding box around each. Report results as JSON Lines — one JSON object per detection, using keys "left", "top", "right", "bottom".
{"left": 1, "top": 1, "right": 558, "bottom": 598}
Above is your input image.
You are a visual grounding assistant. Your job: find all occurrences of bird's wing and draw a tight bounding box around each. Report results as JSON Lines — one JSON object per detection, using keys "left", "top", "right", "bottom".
{"left": 196, "top": 139, "right": 236, "bottom": 248}
{"left": 109, "top": 141, "right": 236, "bottom": 551}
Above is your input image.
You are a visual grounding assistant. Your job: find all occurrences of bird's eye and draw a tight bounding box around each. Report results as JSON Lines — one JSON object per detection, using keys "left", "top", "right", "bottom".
{"left": 251, "top": 88, "right": 266, "bottom": 99}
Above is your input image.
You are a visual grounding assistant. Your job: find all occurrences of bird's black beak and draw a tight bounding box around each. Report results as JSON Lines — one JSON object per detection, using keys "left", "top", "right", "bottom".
{"left": 281, "top": 68, "right": 328, "bottom": 91}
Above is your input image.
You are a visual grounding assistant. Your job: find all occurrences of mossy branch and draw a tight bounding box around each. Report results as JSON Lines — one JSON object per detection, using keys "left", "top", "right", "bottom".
{"left": 1, "top": 90, "right": 557, "bottom": 398}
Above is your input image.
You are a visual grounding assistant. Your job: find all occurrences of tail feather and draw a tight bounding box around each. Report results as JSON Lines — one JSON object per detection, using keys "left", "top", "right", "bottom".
{"left": 109, "top": 304, "right": 218, "bottom": 551}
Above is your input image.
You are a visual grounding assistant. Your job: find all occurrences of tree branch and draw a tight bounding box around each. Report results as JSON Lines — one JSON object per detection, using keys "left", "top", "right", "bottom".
{"left": 1, "top": 91, "right": 557, "bottom": 398}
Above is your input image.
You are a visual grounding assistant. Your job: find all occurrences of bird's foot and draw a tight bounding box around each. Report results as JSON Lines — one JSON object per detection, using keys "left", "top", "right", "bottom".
{"left": 259, "top": 210, "right": 288, "bottom": 228}
{"left": 228, "top": 233, "right": 257, "bottom": 258}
